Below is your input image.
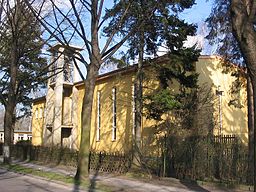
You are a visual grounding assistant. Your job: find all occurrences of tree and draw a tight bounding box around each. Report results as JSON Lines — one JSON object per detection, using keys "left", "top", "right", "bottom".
{"left": 25, "top": 0, "right": 200, "bottom": 180}
{"left": 0, "top": 0, "right": 47, "bottom": 163}
{"left": 104, "top": 0, "right": 200, "bottom": 166}
{"left": 24, "top": 0, "right": 156, "bottom": 181}
{"left": 206, "top": 0, "right": 256, "bottom": 185}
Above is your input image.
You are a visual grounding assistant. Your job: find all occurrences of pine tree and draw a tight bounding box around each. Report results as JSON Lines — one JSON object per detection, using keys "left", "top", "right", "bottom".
{"left": 104, "top": 0, "right": 200, "bottom": 167}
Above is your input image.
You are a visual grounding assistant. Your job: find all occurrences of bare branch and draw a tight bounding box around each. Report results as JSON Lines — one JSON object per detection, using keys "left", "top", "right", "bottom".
{"left": 80, "top": 0, "right": 91, "bottom": 12}
{"left": 101, "top": 31, "right": 133, "bottom": 63}
{"left": 69, "top": 0, "right": 91, "bottom": 56}
{"left": 101, "top": 1, "right": 132, "bottom": 55}
{"left": 0, "top": 0, "right": 5, "bottom": 22}
{"left": 97, "top": 0, "right": 104, "bottom": 21}
{"left": 73, "top": 57, "right": 85, "bottom": 80}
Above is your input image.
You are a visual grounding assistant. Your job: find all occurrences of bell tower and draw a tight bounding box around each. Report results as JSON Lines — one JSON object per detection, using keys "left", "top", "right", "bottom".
{"left": 44, "top": 44, "right": 82, "bottom": 147}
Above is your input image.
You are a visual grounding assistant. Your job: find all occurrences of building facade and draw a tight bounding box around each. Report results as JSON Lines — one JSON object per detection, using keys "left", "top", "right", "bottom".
{"left": 31, "top": 45, "right": 248, "bottom": 154}
{"left": 0, "top": 130, "right": 32, "bottom": 144}
{"left": 0, "top": 114, "right": 32, "bottom": 144}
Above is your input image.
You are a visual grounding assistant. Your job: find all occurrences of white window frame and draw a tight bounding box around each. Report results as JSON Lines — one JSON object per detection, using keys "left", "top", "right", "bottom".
{"left": 96, "top": 91, "right": 101, "bottom": 141}
{"left": 132, "top": 84, "right": 136, "bottom": 136}
{"left": 27, "top": 135, "right": 32, "bottom": 141}
{"left": 112, "top": 87, "right": 117, "bottom": 141}
{"left": 18, "top": 134, "right": 24, "bottom": 141}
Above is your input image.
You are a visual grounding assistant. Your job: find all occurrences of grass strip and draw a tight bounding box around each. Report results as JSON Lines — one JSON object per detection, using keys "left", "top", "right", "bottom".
{"left": 0, "top": 163, "right": 112, "bottom": 192}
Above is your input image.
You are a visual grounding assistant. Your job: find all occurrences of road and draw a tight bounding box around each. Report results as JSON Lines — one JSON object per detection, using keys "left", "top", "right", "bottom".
{"left": 0, "top": 168, "right": 84, "bottom": 192}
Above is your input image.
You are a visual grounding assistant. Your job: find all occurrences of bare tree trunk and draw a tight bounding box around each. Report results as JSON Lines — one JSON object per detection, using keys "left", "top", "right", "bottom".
{"left": 3, "top": 42, "right": 18, "bottom": 164}
{"left": 75, "top": 66, "right": 97, "bottom": 180}
{"left": 3, "top": 103, "right": 15, "bottom": 164}
{"left": 133, "top": 29, "right": 144, "bottom": 167}
{"left": 250, "top": 78, "right": 256, "bottom": 192}
{"left": 75, "top": 1, "right": 101, "bottom": 178}
{"left": 230, "top": 1, "right": 256, "bottom": 189}
{"left": 24, "top": 0, "right": 136, "bottom": 180}
{"left": 247, "top": 75, "right": 254, "bottom": 184}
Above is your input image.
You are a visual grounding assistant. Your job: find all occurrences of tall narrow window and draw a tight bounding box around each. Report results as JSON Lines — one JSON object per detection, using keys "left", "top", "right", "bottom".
{"left": 64, "top": 56, "right": 73, "bottom": 83}
{"left": 96, "top": 91, "right": 101, "bottom": 141}
{"left": 112, "top": 87, "right": 117, "bottom": 141}
{"left": 39, "top": 107, "right": 43, "bottom": 119}
{"left": 35, "top": 108, "right": 38, "bottom": 119}
{"left": 132, "top": 84, "right": 136, "bottom": 136}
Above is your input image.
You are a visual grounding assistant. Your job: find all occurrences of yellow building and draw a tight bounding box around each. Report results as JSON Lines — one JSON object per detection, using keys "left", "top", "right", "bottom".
{"left": 31, "top": 96, "right": 46, "bottom": 146}
{"left": 31, "top": 45, "right": 248, "bottom": 154}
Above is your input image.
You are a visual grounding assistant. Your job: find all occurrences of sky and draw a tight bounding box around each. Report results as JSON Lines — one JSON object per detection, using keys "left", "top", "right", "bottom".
{"left": 125, "top": 0, "right": 215, "bottom": 63}
{"left": 181, "top": 0, "right": 213, "bottom": 24}
{"left": 181, "top": 0, "right": 215, "bottom": 55}
{"left": 82, "top": 0, "right": 215, "bottom": 76}
{"left": 0, "top": 0, "right": 216, "bottom": 111}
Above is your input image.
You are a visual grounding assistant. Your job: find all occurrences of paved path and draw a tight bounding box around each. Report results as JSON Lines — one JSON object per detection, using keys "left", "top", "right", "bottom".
{"left": 0, "top": 168, "right": 85, "bottom": 192}
{"left": 12, "top": 161, "right": 205, "bottom": 191}
{"left": 3, "top": 160, "right": 252, "bottom": 192}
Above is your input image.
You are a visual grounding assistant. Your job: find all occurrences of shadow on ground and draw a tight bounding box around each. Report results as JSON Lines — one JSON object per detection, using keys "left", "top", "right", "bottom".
{"left": 180, "top": 180, "right": 210, "bottom": 192}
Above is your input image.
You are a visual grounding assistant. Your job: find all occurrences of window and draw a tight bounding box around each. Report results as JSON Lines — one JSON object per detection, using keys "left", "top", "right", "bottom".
{"left": 50, "top": 51, "right": 58, "bottom": 83}
{"left": 27, "top": 135, "right": 32, "bottom": 141}
{"left": 35, "top": 108, "right": 38, "bottom": 119}
{"left": 63, "top": 56, "right": 73, "bottom": 82}
{"left": 132, "top": 84, "right": 136, "bottom": 136}
{"left": 18, "top": 134, "right": 24, "bottom": 141}
{"left": 96, "top": 91, "right": 101, "bottom": 141}
{"left": 112, "top": 87, "right": 117, "bottom": 141}
{"left": 39, "top": 107, "right": 43, "bottom": 119}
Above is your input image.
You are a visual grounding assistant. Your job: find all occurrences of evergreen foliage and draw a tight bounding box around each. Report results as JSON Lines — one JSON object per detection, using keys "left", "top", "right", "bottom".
{"left": 206, "top": 0, "right": 243, "bottom": 65}
{"left": 104, "top": 0, "right": 200, "bottom": 123}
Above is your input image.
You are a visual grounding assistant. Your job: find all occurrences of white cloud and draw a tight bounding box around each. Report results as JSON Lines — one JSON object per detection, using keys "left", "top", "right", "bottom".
{"left": 183, "top": 35, "right": 205, "bottom": 50}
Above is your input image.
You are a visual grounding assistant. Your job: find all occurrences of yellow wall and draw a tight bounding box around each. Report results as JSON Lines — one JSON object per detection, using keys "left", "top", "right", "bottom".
{"left": 31, "top": 56, "right": 249, "bottom": 151}
{"left": 74, "top": 85, "right": 85, "bottom": 149}
{"left": 31, "top": 99, "right": 45, "bottom": 146}
{"left": 141, "top": 66, "right": 165, "bottom": 157}
{"left": 75, "top": 71, "right": 135, "bottom": 153}
{"left": 196, "top": 56, "right": 248, "bottom": 143}
{"left": 62, "top": 87, "right": 72, "bottom": 126}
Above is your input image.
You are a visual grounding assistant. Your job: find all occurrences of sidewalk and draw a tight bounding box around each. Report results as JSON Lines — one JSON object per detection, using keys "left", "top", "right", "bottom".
{"left": 3, "top": 159, "right": 253, "bottom": 192}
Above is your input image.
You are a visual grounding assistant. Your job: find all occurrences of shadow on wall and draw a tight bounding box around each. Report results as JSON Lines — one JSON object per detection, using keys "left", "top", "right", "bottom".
{"left": 196, "top": 58, "right": 248, "bottom": 143}
{"left": 90, "top": 73, "right": 134, "bottom": 154}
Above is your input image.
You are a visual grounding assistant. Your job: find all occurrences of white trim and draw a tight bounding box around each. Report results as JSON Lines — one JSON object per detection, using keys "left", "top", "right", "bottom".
{"left": 132, "top": 84, "right": 136, "bottom": 136}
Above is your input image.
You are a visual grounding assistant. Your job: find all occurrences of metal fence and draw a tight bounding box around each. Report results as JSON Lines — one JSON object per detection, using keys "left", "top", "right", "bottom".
{"left": 1, "top": 135, "right": 251, "bottom": 185}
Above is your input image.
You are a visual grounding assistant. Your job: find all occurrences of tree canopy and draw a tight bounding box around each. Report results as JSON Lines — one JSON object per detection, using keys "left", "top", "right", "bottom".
{"left": 0, "top": 0, "right": 47, "bottom": 164}
{"left": 0, "top": 1, "right": 47, "bottom": 115}
{"left": 104, "top": 0, "right": 200, "bottom": 121}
